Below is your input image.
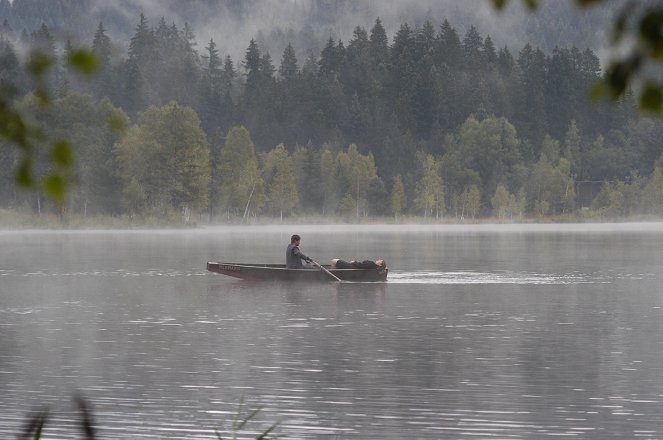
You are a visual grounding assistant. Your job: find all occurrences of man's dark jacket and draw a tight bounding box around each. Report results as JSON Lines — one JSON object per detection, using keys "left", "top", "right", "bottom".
{"left": 286, "top": 243, "right": 310, "bottom": 268}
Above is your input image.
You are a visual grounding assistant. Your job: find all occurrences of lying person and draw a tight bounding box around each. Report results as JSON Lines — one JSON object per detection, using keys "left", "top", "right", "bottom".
{"left": 331, "top": 258, "right": 387, "bottom": 271}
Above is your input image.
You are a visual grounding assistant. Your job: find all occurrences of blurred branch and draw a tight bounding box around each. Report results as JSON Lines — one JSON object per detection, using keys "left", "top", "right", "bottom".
{"left": 18, "top": 394, "right": 97, "bottom": 439}
{"left": 18, "top": 407, "right": 48, "bottom": 440}
{"left": 214, "top": 394, "right": 280, "bottom": 439}
{"left": 74, "top": 393, "right": 97, "bottom": 439}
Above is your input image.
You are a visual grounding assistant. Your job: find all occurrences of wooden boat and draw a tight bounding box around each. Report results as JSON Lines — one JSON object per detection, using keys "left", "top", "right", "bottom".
{"left": 206, "top": 262, "right": 388, "bottom": 282}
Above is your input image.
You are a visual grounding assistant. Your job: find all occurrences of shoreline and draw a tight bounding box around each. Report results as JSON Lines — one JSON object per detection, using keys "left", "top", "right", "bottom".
{"left": 1, "top": 210, "right": 663, "bottom": 232}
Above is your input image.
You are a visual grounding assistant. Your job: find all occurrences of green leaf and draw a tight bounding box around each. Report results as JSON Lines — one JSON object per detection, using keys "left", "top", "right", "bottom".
{"left": 27, "top": 51, "right": 54, "bottom": 77}
{"left": 589, "top": 81, "right": 606, "bottom": 103}
{"left": 612, "top": 10, "right": 629, "bottom": 44}
{"left": 493, "top": 0, "right": 539, "bottom": 10}
{"left": 605, "top": 55, "right": 642, "bottom": 100}
{"left": 16, "top": 159, "right": 33, "bottom": 187}
{"left": 51, "top": 141, "right": 74, "bottom": 167}
{"left": 640, "top": 82, "right": 663, "bottom": 113}
{"left": 236, "top": 406, "right": 263, "bottom": 432}
{"left": 32, "top": 412, "right": 47, "bottom": 439}
{"left": 20, "top": 407, "right": 49, "bottom": 440}
{"left": 492, "top": 0, "right": 508, "bottom": 9}
{"left": 639, "top": 11, "right": 663, "bottom": 59}
{"left": 576, "top": 0, "right": 605, "bottom": 7}
{"left": 43, "top": 175, "right": 66, "bottom": 203}
{"left": 34, "top": 87, "right": 51, "bottom": 107}
{"left": 256, "top": 422, "right": 280, "bottom": 440}
{"left": 0, "top": 111, "right": 28, "bottom": 145}
{"left": 68, "top": 50, "right": 98, "bottom": 75}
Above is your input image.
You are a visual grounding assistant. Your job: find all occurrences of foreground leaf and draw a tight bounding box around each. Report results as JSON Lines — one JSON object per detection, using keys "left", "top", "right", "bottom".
{"left": 51, "top": 141, "right": 74, "bottom": 167}
{"left": 19, "top": 408, "right": 49, "bottom": 440}
{"left": 69, "top": 50, "right": 98, "bottom": 75}
{"left": 42, "top": 175, "right": 66, "bottom": 203}
{"left": 640, "top": 81, "right": 663, "bottom": 113}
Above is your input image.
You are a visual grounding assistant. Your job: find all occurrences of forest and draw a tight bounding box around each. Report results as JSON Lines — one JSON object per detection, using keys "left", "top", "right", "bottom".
{"left": 1, "top": 9, "right": 663, "bottom": 223}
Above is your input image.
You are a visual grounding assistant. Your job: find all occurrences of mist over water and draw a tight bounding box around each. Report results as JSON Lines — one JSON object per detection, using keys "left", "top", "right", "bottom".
{"left": 2, "top": 224, "right": 663, "bottom": 438}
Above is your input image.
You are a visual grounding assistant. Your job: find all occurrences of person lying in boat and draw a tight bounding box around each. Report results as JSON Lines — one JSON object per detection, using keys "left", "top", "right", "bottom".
{"left": 331, "top": 258, "right": 387, "bottom": 272}
{"left": 286, "top": 234, "right": 313, "bottom": 269}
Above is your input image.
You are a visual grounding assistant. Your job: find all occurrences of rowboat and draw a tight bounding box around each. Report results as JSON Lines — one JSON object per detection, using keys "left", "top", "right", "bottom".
{"left": 206, "top": 262, "right": 388, "bottom": 282}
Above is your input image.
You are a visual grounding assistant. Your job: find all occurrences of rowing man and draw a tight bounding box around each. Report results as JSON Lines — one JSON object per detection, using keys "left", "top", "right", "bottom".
{"left": 286, "top": 234, "right": 312, "bottom": 269}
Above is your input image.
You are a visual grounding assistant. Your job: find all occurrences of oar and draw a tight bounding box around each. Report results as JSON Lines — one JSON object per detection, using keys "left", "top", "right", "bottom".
{"left": 310, "top": 259, "right": 342, "bottom": 282}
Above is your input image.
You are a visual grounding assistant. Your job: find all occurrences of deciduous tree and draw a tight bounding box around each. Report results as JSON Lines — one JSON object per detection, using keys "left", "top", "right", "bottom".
{"left": 263, "top": 143, "right": 298, "bottom": 220}
{"left": 390, "top": 174, "right": 406, "bottom": 220}
{"left": 217, "top": 126, "right": 264, "bottom": 219}
{"left": 414, "top": 153, "right": 443, "bottom": 218}
{"left": 115, "top": 102, "right": 210, "bottom": 215}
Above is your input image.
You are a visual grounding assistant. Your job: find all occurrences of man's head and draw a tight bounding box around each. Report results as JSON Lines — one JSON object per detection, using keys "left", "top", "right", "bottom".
{"left": 291, "top": 234, "right": 301, "bottom": 244}
{"left": 375, "top": 259, "right": 386, "bottom": 268}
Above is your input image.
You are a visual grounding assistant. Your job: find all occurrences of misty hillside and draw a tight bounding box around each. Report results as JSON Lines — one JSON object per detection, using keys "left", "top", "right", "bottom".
{"left": 0, "top": 0, "right": 616, "bottom": 63}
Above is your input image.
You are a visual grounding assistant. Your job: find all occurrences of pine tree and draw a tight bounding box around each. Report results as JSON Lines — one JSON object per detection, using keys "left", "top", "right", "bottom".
{"left": 91, "top": 22, "right": 112, "bottom": 98}
{"left": 483, "top": 35, "right": 497, "bottom": 68}
{"left": 1, "top": 18, "right": 13, "bottom": 39}
{"left": 417, "top": 21, "right": 436, "bottom": 57}
{"left": 515, "top": 44, "right": 547, "bottom": 149}
{"left": 121, "top": 57, "right": 143, "bottom": 117}
{"left": 200, "top": 38, "right": 222, "bottom": 133}
{"left": 369, "top": 18, "right": 389, "bottom": 66}
{"left": 32, "top": 23, "right": 55, "bottom": 55}
{"left": 0, "top": 36, "right": 22, "bottom": 92}
{"left": 437, "top": 19, "right": 462, "bottom": 68}
{"left": 182, "top": 22, "right": 197, "bottom": 52}
{"left": 205, "top": 38, "right": 222, "bottom": 88}
{"left": 368, "top": 17, "right": 390, "bottom": 99}
{"left": 391, "top": 23, "right": 416, "bottom": 133}
{"left": 243, "top": 39, "right": 261, "bottom": 86}
{"left": 128, "top": 13, "right": 152, "bottom": 61}
{"left": 497, "top": 46, "right": 514, "bottom": 75}
{"left": 279, "top": 42, "right": 298, "bottom": 82}
{"left": 319, "top": 37, "right": 342, "bottom": 76}
{"left": 92, "top": 22, "right": 111, "bottom": 66}
{"left": 222, "top": 55, "right": 235, "bottom": 94}
{"left": 57, "top": 39, "right": 73, "bottom": 98}
{"left": 462, "top": 25, "right": 483, "bottom": 70}
{"left": 412, "top": 22, "right": 437, "bottom": 138}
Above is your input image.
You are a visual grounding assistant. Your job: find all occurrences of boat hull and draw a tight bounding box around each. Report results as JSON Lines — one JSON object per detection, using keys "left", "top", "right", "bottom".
{"left": 206, "top": 262, "right": 388, "bottom": 282}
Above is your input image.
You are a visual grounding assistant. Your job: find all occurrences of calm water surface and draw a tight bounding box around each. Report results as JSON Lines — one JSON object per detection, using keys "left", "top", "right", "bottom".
{"left": 1, "top": 224, "right": 663, "bottom": 439}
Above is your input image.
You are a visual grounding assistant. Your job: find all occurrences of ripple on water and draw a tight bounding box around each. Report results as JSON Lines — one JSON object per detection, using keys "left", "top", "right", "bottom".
{"left": 387, "top": 270, "right": 612, "bottom": 285}
{"left": 8, "top": 269, "right": 209, "bottom": 278}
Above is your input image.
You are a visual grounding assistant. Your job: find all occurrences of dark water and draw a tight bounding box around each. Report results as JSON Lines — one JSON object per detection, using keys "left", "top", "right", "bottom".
{"left": 1, "top": 224, "right": 663, "bottom": 439}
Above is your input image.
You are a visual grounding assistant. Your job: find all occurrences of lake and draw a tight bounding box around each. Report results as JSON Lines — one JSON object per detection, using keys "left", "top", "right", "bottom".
{"left": 1, "top": 223, "right": 663, "bottom": 439}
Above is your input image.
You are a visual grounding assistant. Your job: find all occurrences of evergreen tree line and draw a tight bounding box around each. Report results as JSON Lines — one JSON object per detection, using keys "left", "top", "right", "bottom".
{"left": 1, "top": 14, "right": 663, "bottom": 221}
